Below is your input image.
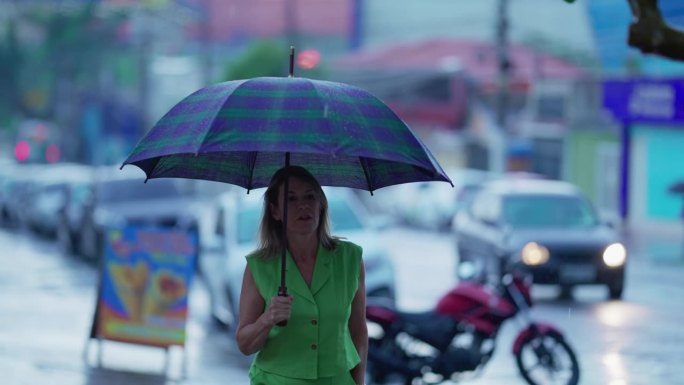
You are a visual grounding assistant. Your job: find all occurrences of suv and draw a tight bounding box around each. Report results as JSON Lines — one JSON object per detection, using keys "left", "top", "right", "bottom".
{"left": 452, "top": 178, "right": 627, "bottom": 300}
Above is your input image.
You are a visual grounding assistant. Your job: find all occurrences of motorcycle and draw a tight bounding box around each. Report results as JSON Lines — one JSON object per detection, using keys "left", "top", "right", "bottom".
{"left": 365, "top": 267, "right": 580, "bottom": 385}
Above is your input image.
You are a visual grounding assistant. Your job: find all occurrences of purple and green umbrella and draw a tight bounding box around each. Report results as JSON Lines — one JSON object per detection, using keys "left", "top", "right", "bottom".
{"left": 122, "top": 53, "right": 452, "bottom": 302}
{"left": 122, "top": 76, "right": 451, "bottom": 192}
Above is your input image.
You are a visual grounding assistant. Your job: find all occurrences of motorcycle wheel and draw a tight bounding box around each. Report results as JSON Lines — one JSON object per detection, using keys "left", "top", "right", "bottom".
{"left": 515, "top": 332, "right": 579, "bottom": 385}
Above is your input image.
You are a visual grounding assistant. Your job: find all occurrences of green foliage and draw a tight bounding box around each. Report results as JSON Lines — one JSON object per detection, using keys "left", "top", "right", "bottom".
{"left": 222, "top": 40, "right": 329, "bottom": 81}
{"left": 224, "top": 41, "right": 290, "bottom": 80}
{"left": 4, "top": 4, "right": 128, "bottom": 121}
{"left": 0, "top": 21, "right": 22, "bottom": 126}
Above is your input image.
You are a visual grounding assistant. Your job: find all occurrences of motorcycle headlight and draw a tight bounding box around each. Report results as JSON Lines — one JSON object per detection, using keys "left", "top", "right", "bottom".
{"left": 521, "top": 242, "right": 549, "bottom": 266}
{"left": 603, "top": 243, "right": 626, "bottom": 267}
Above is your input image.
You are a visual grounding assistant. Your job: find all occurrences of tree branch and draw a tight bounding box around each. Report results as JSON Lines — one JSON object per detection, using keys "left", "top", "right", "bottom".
{"left": 627, "top": 0, "right": 684, "bottom": 61}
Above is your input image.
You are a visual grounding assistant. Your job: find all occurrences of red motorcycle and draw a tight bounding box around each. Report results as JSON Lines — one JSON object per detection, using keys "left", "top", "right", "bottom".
{"left": 366, "top": 271, "right": 580, "bottom": 385}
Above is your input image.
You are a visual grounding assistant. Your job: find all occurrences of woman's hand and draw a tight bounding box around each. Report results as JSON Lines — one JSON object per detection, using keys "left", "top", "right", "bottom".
{"left": 262, "top": 294, "right": 293, "bottom": 327}
{"left": 236, "top": 267, "right": 293, "bottom": 355}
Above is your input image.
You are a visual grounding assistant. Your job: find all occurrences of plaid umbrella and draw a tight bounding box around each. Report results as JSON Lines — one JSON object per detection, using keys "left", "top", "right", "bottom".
{"left": 122, "top": 55, "right": 452, "bottom": 305}
{"left": 122, "top": 76, "right": 451, "bottom": 192}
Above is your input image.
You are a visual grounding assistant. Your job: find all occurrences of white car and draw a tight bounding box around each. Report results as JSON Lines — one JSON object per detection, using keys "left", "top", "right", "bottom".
{"left": 365, "top": 168, "right": 496, "bottom": 231}
{"left": 198, "top": 187, "right": 396, "bottom": 327}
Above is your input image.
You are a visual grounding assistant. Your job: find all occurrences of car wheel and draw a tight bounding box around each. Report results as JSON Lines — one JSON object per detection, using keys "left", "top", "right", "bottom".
{"left": 220, "top": 285, "right": 239, "bottom": 330}
{"left": 367, "top": 286, "right": 395, "bottom": 305}
{"left": 79, "top": 224, "right": 102, "bottom": 263}
{"left": 56, "top": 223, "right": 73, "bottom": 255}
{"left": 608, "top": 280, "right": 624, "bottom": 300}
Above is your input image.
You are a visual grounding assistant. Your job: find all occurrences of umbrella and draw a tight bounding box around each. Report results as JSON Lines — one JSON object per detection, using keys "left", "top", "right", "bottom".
{"left": 122, "top": 47, "right": 452, "bottom": 308}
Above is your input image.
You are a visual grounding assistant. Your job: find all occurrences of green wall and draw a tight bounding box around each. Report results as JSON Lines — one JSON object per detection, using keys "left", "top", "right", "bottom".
{"left": 566, "top": 129, "right": 618, "bottom": 201}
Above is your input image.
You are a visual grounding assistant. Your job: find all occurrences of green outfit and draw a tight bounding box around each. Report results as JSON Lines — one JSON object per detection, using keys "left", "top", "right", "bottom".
{"left": 246, "top": 240, "right": 362, "bottom": 385}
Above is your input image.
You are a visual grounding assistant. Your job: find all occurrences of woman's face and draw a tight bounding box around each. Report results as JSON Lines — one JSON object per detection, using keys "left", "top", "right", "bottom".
{"left": 271, "top": 176, "right": 321, "bottom": 236}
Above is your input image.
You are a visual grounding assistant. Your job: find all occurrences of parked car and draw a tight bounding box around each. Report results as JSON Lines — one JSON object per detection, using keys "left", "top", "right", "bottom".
{"left": 74, "top": 167, "right": 203, "bottom": 263}
{"left": 198, "top": 187, "right": 397, "bottom": 327}
{"left": 0, "top": 163, "right": 47, "bottom": 229}
{"left": 25, "top": 163, "right": 94, "bottom": 238}
{"left": 452, "top": 178, "right": 627, "bottom": 300}
{"left": 361, "top": 168, "right": 495, "bottom": 232}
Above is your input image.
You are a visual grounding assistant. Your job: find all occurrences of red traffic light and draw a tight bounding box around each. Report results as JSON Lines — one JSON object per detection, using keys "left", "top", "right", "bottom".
{"left": 297, "top": 50, "right": 321, "bottom": 70}
{"left": 15, "top": 141, "right": 30, "bottom": 162}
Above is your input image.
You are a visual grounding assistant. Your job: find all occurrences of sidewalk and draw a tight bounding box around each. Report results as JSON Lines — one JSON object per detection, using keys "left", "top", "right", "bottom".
{"left": 0, "top": 229, "right": 252, "bottom": 385}
{"left": 620, "top": 219, "right": 684, "bottom": 263}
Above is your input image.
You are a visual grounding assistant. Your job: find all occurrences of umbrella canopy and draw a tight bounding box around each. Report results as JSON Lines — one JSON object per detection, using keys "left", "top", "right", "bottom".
{"left": 122, "top": 76, "right": 452, "bottom": 193}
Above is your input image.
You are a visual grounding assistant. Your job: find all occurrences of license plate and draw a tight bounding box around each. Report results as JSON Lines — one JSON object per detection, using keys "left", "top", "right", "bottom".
{"left": 560, "top": 265, "right": 596, "bottom": 282}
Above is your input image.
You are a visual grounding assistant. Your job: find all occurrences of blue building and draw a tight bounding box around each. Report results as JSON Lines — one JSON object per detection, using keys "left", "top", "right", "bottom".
{"left": 587, "top": 2, "right": 684, "bottom": 225}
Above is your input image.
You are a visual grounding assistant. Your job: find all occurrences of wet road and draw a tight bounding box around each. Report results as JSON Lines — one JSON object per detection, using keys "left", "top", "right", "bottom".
{"left": 388, "top": 227, "right": 684, "bottom": 385}
{"left": 1, "top": 225, "right": 683, "bottom": 385}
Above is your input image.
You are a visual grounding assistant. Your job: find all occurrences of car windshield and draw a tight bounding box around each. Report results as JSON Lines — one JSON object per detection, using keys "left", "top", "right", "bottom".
{"left": 502, "top": 194, "right": 598, "bottom": 228}
{"left": 97, "top": 178, "right": 184, "bottom": 203}
{"left": 329, "top": 197, "right": 364, "bottom": 232}
{"left": 237, "top": 205, "right": 262, "bottom": 244}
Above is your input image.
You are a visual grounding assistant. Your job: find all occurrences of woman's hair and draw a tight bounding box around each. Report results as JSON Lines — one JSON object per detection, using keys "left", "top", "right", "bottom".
{"left": 255, "top": 165, "right": 337, "bottom": 259}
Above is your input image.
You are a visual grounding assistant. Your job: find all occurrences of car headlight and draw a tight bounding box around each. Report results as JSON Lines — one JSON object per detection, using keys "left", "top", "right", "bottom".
{"left": 521, "top": 242, "right": 549, "bottom": 266}
{"left": 603, "top": 243, "right": 626, "bottom": 267}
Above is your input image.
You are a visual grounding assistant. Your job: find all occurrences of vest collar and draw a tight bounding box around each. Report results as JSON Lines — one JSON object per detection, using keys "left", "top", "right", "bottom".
{"left": 285, "top": 243, "right": 332, "bottom": 303}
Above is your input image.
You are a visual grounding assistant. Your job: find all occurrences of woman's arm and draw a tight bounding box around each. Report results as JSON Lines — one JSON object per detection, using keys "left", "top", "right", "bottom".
{"left": 349, "top": 263, "right": 368, "bottom": 385}
{"left": 235, "top": 265, "right": 293, "bottom": 355}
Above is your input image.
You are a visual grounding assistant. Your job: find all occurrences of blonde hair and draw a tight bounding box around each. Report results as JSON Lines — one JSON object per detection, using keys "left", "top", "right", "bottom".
{"left": 254, "top": 166, "right": 337, "bottom": 259}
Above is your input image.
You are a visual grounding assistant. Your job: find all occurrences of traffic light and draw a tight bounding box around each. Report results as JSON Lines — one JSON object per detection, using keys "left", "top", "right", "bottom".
{"left": 297, "top": 50, "right": 321, "bottom": 70}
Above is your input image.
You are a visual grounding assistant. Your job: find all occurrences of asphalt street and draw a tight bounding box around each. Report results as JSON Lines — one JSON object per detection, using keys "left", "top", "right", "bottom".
{"left": 1, "top": 222, "right": 683, "bottom": 385}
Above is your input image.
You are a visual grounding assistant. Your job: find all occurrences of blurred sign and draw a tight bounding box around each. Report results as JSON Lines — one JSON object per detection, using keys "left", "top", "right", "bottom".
{"left": 603, "top": 78, "right": 684, "bottom": 125}
{"left": 95, "top": 225, "right": 197, "bottom": 347}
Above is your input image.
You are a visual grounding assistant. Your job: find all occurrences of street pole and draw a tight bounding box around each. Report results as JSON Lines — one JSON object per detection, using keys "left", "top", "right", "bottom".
{"left": 492, "top": 0, "right": 511, "bottom": 174}
{"left": 285, "top": 0, "right": 299, "bottom": 49}
{"left": 496, "top": 0, "right": 510, "bottom": 130}
{"left": 201, "top": 0, "right": 213, "bottom": 86}
{"left": 137, "top": 7, "right": 151, "bottom": 133}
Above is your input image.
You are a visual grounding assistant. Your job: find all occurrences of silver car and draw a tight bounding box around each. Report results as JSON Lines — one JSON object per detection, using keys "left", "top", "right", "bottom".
{"left": 198, "top": 187, "right": 397, "bottom": 327}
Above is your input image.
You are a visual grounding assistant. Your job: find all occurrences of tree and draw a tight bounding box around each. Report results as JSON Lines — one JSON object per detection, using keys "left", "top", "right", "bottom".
{"left": 0, "top": 20, "right": 23, "bottom": 127}
{"left": 626, "top": 0, "right": 684, "bottom": 61}
{"left": 564, "top": 0, "right": 684, "bottom": 62}
{"left": 222, "top": 41, "right": 328, "bottom": 81}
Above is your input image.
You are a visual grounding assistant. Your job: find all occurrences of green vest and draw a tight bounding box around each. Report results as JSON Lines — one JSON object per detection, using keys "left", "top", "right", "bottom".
{"left": 247, "top": 240, "right": 362, "bottom": 379}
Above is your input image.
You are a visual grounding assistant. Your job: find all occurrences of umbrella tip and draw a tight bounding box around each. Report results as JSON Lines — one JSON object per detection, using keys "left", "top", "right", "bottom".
{"left": 119, "top": 164, "right": 124, "bottom": 170}
{"left": 144, "top": 177, "right": 148, "bottom": 184}
{"left": 289, "top": 46, "right": 295, "bottom": 77}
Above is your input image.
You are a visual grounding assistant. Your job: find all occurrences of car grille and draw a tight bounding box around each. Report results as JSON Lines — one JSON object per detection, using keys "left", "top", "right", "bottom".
{"left": 548, "top": 245, "right": 604, "bottom": 264}
{"left": 127, "top": 217, "right": 179, "bottom": 228}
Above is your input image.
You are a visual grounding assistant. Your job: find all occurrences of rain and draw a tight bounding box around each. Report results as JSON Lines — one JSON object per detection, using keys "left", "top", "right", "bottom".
{"left": 1, "top": 1, "right": 684, "bottom": 385}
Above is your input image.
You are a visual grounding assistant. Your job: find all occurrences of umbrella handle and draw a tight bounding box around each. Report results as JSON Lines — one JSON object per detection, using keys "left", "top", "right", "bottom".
{"left": 276, "top": 152, "right": 291, "bottom": 327}
{"left": 276, "top": 286, "right": 288, "bottom": 327}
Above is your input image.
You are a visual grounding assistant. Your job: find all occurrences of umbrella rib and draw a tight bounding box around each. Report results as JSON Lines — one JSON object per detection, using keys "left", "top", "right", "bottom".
{"left": 247, "top": 151, "right": 258, "bottom": 192}
{"left": 359, "top": 157, "right": 374, "bottom": 195}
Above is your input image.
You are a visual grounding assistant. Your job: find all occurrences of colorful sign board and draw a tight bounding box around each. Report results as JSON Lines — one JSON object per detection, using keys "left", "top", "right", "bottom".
{"left": 603, "top": 78, "right": 684, "bottom": 125}
{"left": 97, "top": 225, "right": 197, "bottom": 347}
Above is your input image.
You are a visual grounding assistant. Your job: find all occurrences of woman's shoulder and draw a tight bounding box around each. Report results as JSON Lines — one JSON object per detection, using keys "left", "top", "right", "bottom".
{"left": 245, "top": 250, "right": 276, "bottom": 264}
{"left": 333, "top": 239, "right": 363, "bottom": 256}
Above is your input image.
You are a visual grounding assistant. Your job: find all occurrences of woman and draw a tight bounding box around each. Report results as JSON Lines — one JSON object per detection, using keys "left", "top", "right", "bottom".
{"left": 236, "top": 165, "right": 368, "bottom": 385}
